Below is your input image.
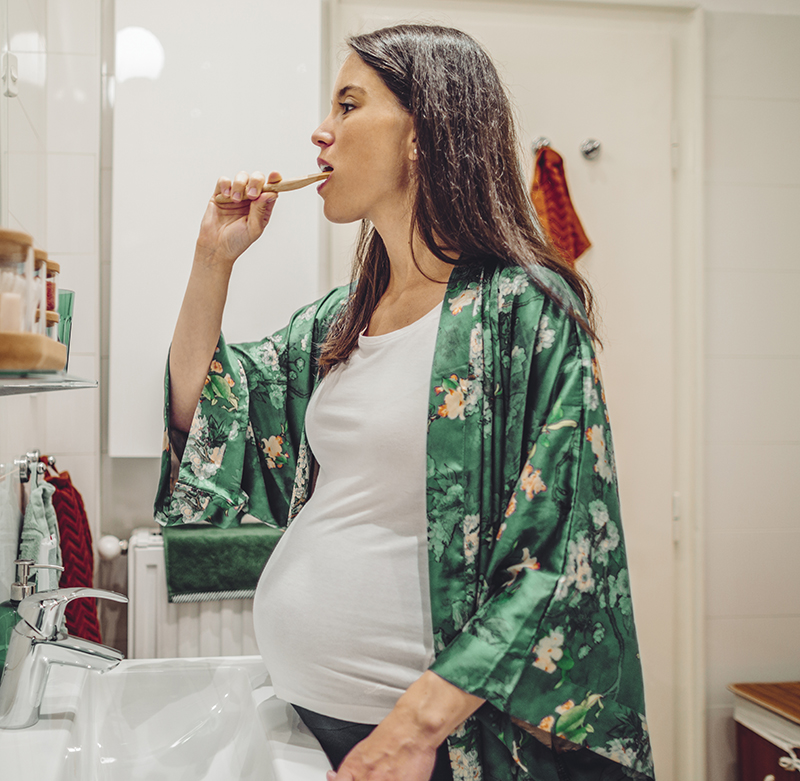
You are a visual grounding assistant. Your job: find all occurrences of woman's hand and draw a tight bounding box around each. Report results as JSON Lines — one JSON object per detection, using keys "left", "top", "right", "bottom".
{"left": 327, "top": 671, "right": 485, "bottom": 781}
{"left": 195, "top": 170, "right": 282, "bottom": 267}
{"left": 325, "top": 715, "right": 437, "bottom": 781}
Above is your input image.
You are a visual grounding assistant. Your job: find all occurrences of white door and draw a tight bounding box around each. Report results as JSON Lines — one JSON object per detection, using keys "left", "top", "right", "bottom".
{"left": 329, "top": 4, "right": 677, "bottom": 778}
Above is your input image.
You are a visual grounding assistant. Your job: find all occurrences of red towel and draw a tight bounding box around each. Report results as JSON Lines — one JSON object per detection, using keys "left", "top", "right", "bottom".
{"left": 42, "top": 461, "right": 102, "bottom": 643}
{"left": 530, "top": 146, "right": 591, "bottom": 264}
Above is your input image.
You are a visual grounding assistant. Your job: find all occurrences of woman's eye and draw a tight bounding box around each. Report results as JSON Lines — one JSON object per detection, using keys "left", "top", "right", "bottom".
{"left": 340, "top": 102, "right": 355, "bottom": 114}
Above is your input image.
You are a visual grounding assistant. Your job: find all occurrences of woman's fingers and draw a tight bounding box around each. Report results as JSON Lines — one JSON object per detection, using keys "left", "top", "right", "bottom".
{"left": 247, "top": 171, "right": 267, "bottom": 199}
{"left": 213, "top": 171, "right": 278, "bottom": 204}
{"left": 247, "top": 191, "right": 278, "bottom": 236}
{"left": 230, "top": 170, "right": 250, "bottom": 202}
{"left": 214, "top": 176, "right": 232, "bottom": 199}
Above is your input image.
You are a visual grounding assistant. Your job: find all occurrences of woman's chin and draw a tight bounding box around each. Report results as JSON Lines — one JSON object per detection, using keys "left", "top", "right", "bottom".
{"left": 322, "top": 201, "right": 364, "bottom": 225}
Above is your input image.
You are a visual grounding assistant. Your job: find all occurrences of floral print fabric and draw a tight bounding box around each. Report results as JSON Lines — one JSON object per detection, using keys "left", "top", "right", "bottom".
{"left": 154, "top": 263, "right": 654, "bottom": 780}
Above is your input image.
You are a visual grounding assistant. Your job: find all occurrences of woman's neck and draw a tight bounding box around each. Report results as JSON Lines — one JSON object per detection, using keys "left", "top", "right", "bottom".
{"left": 375, "top": 208, "right": 454, "bottom": 291}
{"left": 366, "top": 215, "right": 455, "bottom": 336}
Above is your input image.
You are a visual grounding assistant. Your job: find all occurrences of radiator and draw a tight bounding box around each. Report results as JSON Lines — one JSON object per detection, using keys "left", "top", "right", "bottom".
{"left": 127, "top": 527, "right": 259, "bottom": 659}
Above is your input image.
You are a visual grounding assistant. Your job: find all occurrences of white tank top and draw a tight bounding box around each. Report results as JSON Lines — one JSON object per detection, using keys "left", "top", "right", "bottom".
{"left": 253, "top": 302, "right": 441, "bottom": 724}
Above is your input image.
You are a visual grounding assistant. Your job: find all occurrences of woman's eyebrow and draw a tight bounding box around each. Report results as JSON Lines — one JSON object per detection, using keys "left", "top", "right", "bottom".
{"left": 336, "top": 84, "right": 367, "bottom": 99}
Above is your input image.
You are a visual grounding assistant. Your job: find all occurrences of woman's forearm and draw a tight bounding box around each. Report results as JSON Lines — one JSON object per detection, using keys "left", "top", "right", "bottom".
{"left": 328, "top": 671, "right": 485, "bottom": 780}
{"left": 168, "top": 172, "right": 279, "bottom": 433}
{"left": 168, "top": 247, "right": 233, "bottom": 432}
{"left": 391, "top": 670, "right": 485, "bottom": 748}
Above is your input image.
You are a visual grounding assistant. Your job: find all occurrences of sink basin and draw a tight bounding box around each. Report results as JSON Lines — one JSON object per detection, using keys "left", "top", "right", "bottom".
{"left": 0, "top": 655, "right": 331, "bottom": 781}
{"left": 62, "top": 659, "right": 271, "bottom": 780}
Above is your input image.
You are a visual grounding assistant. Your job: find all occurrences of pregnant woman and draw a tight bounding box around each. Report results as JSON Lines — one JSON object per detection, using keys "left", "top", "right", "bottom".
{"left": 156, "top": 23, "right": 655, "bottom": 781}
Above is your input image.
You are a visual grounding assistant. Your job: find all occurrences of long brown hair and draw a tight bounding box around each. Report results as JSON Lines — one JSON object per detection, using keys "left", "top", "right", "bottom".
{"left": 319, "top": 24, "right": 597, "bottom": 374}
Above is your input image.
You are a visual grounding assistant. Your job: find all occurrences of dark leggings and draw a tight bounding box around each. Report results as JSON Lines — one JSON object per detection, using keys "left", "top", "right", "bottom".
{"left": 294, "top": 704, "right": 629, "bottom": 781}
{"left": 292, "top": 704, "right": 453, "bottom": 781}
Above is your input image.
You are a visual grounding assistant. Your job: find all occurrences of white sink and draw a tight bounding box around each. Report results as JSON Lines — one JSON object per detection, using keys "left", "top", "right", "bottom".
{"left": 0, "top": 655, "right": 331, "bottom": 781}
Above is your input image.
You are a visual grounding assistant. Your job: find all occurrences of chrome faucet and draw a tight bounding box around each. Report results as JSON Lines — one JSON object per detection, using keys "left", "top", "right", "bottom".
{"left": 0, "top": 586, "right": 128, "bottom": 729}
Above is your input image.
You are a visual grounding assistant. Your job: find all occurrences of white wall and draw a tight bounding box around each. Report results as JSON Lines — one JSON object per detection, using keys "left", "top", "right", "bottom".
{"left": 0, "top": 0, "right": 102, "bottom": 597}
{"left": 703, "top": 11, "right": 800, "bottom": 781}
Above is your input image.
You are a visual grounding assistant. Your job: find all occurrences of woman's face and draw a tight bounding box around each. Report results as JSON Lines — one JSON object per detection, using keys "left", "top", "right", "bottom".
{"left": 312, "top": 53, "right": 416, "bottom": 225}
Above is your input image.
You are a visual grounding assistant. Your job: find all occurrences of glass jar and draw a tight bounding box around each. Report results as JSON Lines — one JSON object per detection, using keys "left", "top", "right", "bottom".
{"left": 0, "top": 229, "right": 34, "bottom": 333}
{"left": 33, "top": 248, "right": 48, "bottom": 335}
{"left": 45, "top": 258, "right": 60, "bottom": 312}
{"left": 45, "top": 310, "right": 60, "bottom": 341}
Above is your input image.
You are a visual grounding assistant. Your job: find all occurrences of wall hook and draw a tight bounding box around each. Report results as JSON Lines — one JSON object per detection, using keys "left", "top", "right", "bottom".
{"left": 580, "top": 139, "right": 601, "bottom": 160}
{"left": 532, "top": 137, "right": 551, "bottom": 154}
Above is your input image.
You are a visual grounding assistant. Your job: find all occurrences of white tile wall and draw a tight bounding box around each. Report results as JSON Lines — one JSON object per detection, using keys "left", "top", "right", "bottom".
{"left": 706, "top": 11, "right": 800, "bottom": 99}
{"left": 46, "top": 54, "right": 101, "bottom": 154}
{"left": 706, "top": 616, "right": 800, "bottom": 707}
{"left": 57, "top": 253, "right": 100, "bottom": 355}
{"left": 706, "top": 270, "right": 800, "bottom": 356}
{"left": 706, "top": 183, "right": 800, "bottom": 272}
{"left": 706, "top": 357, "right": 800, "bottom": 442}
{"left": 705, "top": 442, "right": 800, "bottom": 532}
{"left": 7, "top": 150, "right": 46, "bottom": 239}
{"left": 706, "top": 705, "right": 737, "bottom": 781}
{"left": 42, "top": 0, "right": 102, "bottom": 546}
{"left": 46, "top": 153, "right": 98, "bottom": 254}
{"left": 0, "top": 0, "right": 103, "bottom": 598}
{"left": 706, "top": 98, "right": 800, "bottom": 186}
{"left": 47, "top": 0, "right": 99, "bottom": 55}
{"left": 704, "top": 11, "right": 800, "bottom": 781}
{"left": 706, "top": 531, "right": 800, "bottom": 617}
{"left": 0, "top": 1, "right": 50, "bottom": 597}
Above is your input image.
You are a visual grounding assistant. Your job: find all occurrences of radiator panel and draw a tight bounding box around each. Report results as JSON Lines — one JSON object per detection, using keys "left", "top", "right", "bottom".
{"left": 127, "top": 528, "right": 258, "bottom": 659}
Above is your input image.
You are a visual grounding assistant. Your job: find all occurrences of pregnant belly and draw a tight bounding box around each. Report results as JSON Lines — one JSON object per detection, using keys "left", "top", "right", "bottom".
{"left": 252, "top": 508, "right": 434, "bottom": 713}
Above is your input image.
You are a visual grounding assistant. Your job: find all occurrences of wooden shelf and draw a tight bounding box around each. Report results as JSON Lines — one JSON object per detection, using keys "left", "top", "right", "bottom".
{"left": 0, "top": 373, "right": 97, "bottom": 396}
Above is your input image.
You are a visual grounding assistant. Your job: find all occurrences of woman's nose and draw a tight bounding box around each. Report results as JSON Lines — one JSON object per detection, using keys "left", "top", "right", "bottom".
{"left": 311, "top": 121, "right": 333, "bottom": 149}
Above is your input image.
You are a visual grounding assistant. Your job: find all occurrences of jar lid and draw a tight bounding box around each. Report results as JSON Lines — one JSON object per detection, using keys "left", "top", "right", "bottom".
{"left": 34, "top": 247, "right": 48, "bottom": 262}
{"left": 46, "top": 260, "right": 61, "bottom": 274}
{"left": 0, "top": 228, "right": 34, "bottom": 259}
{"left": 46, "top": 311, "right": 60, "bottom": 326}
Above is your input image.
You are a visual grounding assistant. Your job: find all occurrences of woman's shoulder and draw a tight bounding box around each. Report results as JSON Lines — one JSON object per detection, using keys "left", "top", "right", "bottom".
{"left": 290, "top": 283, "right": 350, "bottom": 327}
{"left": 487, "top": 262, "right": 576, "bottom": 322}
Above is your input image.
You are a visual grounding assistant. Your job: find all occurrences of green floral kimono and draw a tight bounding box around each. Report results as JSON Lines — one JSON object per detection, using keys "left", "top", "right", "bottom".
{"left": 154, "top": 262, "right": 655, "bottom": 781}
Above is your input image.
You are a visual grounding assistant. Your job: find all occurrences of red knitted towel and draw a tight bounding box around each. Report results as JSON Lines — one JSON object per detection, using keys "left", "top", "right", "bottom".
{"left": 530, "top": 146, "right": 591, "bottom": 264}
{"left": 42, "top": 461, "right": 102, "bottom": 643}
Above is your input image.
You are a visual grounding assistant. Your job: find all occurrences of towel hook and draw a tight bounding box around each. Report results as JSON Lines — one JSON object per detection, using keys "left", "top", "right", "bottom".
{"left": 580, "top": 139, "right": 601, "bottom": 160}
{"left": 12, "top": 451, "right": 51, "bottom": 484}
{"left": 532, "top": 137, "right": 551, "bottom": 154}
{"left": 14, "top": 458, "right": 30, "bottom": 484}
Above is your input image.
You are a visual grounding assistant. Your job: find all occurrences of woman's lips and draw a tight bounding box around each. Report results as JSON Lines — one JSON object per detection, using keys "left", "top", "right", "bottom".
{"left": 316, "top": 160, "right": 333, "bottom": 194}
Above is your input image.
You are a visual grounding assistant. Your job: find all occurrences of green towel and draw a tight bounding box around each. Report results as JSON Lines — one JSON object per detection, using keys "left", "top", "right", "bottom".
{"left": 19, "top": 480, "right": 61, "bottom": 591}
{"left": 161, "top": 522, "right": 283, "bottom": 603}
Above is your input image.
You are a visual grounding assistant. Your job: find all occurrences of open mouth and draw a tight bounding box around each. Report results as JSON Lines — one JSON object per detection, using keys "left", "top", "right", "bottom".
{"left": 317, "top": 161, "right": 333, "bottom": 193}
